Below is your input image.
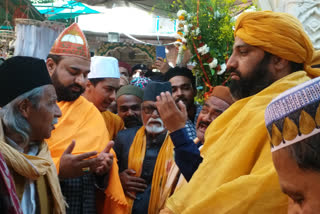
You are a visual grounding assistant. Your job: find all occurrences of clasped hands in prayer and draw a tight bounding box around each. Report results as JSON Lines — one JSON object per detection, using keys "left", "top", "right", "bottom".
{"left": 59, "top": 140, "right": 114, "bottom": 178}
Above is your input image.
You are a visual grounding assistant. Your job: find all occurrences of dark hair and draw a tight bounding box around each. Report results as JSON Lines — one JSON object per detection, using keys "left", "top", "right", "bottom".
{"left": 89, "top": 78, "right": 105, "bottom": 87}
{"left": 289, "top": 61, "right": 304, "bottom": 73}
{"left": 47, "top": 54, "right": 63, "bottom": 64}
{"left": 164, "top": 66, "right": 196, "bottom": 89}
{"left": 286, "top": 133, "right": 320, "bottom": 172}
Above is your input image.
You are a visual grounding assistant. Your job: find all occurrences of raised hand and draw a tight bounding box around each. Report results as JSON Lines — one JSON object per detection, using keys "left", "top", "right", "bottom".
{"left": 59, "top": 140, "right": 98, "bottom": 179}
{"left": 119, "top": 169, "right": 147, "bottom": 199}
{"left": 156, "top": 91, "right": 188, "bottom": 132}
{"left": 94, "top": 141, "right": 114, "bottom": 176}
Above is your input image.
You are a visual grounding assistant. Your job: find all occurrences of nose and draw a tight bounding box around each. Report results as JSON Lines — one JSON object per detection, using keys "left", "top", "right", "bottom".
{"left": 126, "top": 108, "right": 134, "bottom": 116}
{"left": 226, "top": 52, "right": 237, "bottom": 71}
{"left": 54, "top": 103, "right": 62, "bottom": 118}
{"left": 109, "top": 90, "right": 116, "bottom": 102}
{"left": 175, "top": 88, "right": 182, "bottom": 97}
{"left": 75, "top": 74, "right": 86, "bottom": 86}
{"left": 149, "top": 108, "right": 160, "bottom": 119}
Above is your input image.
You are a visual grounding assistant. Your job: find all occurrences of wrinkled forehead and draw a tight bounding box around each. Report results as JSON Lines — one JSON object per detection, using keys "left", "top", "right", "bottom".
{"left": 205, "top": 96, "right": 230, "bottom": 111}
{"left": 142, "top": 100, "right": 156, "bottom": 106}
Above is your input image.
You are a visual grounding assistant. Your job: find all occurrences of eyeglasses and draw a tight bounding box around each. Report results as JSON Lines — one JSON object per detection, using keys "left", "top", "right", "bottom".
{"left": 142, "top": 105, "right": 159, "bottom": 115}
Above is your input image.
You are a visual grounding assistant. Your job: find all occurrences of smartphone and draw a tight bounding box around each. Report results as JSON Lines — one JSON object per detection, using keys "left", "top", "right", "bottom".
{"left": 156, "top": 46, "right": 166, "bottom": 59}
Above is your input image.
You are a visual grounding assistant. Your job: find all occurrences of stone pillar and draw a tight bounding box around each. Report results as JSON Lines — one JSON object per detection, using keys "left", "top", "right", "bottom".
{"left": 258, "top": 0, "right": 320, "bottom": 49}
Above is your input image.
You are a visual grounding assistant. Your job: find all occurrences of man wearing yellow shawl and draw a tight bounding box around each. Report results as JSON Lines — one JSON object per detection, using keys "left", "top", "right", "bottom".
{"left": 114, "top": 81, "right": 175, "bottom": 214}
{"left": 0, "top": 56, "right": 66, "bottom": 213}
{"left": 83, "top": 56, "right": 124, "bottom": 139}
{"left": 158, "top": 11, "right": 320, "bottom": 214}
{"left": 45, "top": 23, "right": 127, "bottom": 214}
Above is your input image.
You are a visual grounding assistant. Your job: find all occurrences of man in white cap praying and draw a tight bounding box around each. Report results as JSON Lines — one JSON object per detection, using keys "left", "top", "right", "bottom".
{"left": 83, "top": 56, "right": 124, "bottom": 139}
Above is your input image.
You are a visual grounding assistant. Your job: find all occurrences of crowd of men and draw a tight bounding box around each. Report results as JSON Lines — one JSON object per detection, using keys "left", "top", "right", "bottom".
{"left": 0, "top": 10, "right": 320, "bottom": 214}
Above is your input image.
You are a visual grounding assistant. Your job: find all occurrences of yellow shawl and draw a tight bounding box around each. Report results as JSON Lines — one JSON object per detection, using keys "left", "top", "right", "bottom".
{"left": 101, "top": 110, "right": 124, "bottom": 140}
{"left": 46, "top": 96, "right": 128, "bottom": 214}
{"left": 127, "top": 127, "right": 174, "bottom": 214}
{"left": 164, "top": 71, "right": 310, "bottom": 214}
{"left": 0, "top": 121, "right": 66, "bottom": 214}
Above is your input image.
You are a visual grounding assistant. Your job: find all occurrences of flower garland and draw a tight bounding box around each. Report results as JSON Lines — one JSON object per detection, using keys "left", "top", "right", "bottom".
{"left": 173, "top": 0, "right": 242, "bottom": 101}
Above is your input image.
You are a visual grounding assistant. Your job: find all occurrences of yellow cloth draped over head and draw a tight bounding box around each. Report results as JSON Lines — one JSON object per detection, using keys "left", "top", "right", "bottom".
{"left": 162, "top": 11, "right": 320, "bottom": 214}
{"left": 235, "top": 11, "right": 320, "bottom": 77}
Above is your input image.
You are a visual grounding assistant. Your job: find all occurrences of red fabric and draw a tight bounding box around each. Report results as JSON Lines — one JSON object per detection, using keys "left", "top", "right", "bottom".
{"left": 0, "top": 152, "right": 22, "bottom": 214}
{"left": 49, "top": 23, "right": 90, "bottom": 60}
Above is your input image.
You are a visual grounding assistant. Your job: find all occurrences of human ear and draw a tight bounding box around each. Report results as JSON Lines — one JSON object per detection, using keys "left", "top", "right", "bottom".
{"left": 46, "top": 58, "right": 57, "bottom": 76}
{"left": 17, "top": 99, "right": 32, "bottom": 119}
{"left": 272, "top": 55, "right": 289, "bottom": 71}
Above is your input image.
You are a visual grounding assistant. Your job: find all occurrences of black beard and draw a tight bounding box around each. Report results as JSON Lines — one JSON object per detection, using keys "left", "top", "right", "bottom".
{"left": 228, "top": 53, "right": 275, "bottom": 100}
{"left": 51, "top": 71, "right": 85, "bottom": 102}
{"left": 123, "top": 115, "right": 142, "bottom": 128}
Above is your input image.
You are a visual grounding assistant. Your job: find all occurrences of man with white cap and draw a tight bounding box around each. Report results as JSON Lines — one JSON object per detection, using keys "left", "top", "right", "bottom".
{"left": 83, "top": 56, "right": 124, "bottom": 139}
{"left": 265, "top": 77, "right": 320, "bottom": 213}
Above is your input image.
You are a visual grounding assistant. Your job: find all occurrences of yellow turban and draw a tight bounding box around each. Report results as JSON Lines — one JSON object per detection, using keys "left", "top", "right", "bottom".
{"left": 235, "top": 11, "right": 320, "bottom": 77}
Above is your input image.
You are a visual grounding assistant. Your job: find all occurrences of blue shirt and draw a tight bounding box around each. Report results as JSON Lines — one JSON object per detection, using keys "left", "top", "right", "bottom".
{"left": 169, "top": 128, "right": 203, "bottom": 181}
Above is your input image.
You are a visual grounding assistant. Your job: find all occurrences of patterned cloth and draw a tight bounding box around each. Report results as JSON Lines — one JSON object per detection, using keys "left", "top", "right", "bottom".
{"left": 265, "top": 76, "right": 320, "bottom": 152}
{"left": 185, "top": 104, "right": 202, "bottom": 140}
{"left": 130, "top": 77, "right": 151, "bottom": 89}
{"left": 60, "top": 174, "right": 102, "bottom": 214}
{"left": 0, "top": 152, "right": 22, "bottom": 214}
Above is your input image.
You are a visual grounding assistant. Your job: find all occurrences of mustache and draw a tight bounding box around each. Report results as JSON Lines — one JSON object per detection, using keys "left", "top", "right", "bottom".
{"left": 175, "top": 97, "right": 187, "bottom": 103}
{"left": 68, "top": 83, "right": 84, "bottom": 91}
{"left": 124, "top": 115, "right": 141, "bottom": 123}
{"left": 228, "top": 67, "right": 241, "bottom": 77}
{"left": 52, "top": 117, "right": 58, "bottom": 125}
{"left": 198, "top": 121, "right": 210, "bottom": 127}
{"left": 147, "top": 118, "right": 163, "bottom": 125}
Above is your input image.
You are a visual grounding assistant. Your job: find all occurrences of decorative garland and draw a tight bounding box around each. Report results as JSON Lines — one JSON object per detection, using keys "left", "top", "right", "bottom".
{"left": 171, "top": 0, "right": 252, "bottom": 101}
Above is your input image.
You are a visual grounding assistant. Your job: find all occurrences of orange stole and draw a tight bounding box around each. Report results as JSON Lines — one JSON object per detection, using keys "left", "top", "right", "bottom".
{"left": 101, "top": 111, "right": 124, "bottom": 140}
{"left": 46, "top": 96, "right": 128, "bottom": 214}
{"left": 127, "top": 127, "right": 174, "bottom": 214}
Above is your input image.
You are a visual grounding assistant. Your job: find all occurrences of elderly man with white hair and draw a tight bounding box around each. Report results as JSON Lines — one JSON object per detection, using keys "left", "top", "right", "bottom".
{"left": 0, "top": 56, "right": 66, "bottom": 214}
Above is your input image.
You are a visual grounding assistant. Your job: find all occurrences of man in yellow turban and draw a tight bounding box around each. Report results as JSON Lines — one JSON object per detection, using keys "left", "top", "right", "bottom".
{"left": 157, "top": 11, "right": 320, "bottom": 213}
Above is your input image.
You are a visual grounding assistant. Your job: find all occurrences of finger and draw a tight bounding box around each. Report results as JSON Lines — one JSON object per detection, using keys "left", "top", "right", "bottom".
{"left": 125, "top": 191, "right": 136, "bottom": 199}
{"left": 78, "top": 157, "right": 99, "bottom": 168}
{"left": 126, "top": 169, "right": 136, "bottom": 175}
{"left": 157, "top": 57, "right": 164, "bottom": 61}
{"left": 127, "top": 181, "right": 148, "bottom": 189}
{"left": 178, "top": 100, "right": 187, "bottom": 117}
{"left": 75, "top": 151, "right": 98, "bottom": 161}
{"left": 127, "top": 186, "right": 147, "bottom": 192}
{"left": 63, "top": 140, "right": 76, "bottom": 155}
{"left": 129, "top": 176, "right": 147, "bottom": 184}
{"left": 102, "top": 141, "right": 114, "bottom": 153}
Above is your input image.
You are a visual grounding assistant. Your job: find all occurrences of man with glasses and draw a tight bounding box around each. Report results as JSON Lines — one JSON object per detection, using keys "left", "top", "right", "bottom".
{"left": 114, "top": 81, "right": 175, "bottom": 214}
{"left": 164, "top": 67, "right": 201, "bottom": 140}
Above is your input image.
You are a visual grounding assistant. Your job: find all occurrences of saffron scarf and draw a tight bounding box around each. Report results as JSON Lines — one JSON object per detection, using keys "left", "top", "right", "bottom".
{"left": 0, "top": 121, "right": 66, "bottom": 214}
{"left": 163, "top": 71, "right": 310, "bottom": 214}
{"left": 127, "top": 127, "right": 174, "bottom": 214}
{"left": 46, "top": 96, "right": 128, "bottom": 214}
{"left": 160, "top": 138, "right": 201, "bottom": 209}
{"left": 101, "top": 110, "right": 124, "bottom": 140}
